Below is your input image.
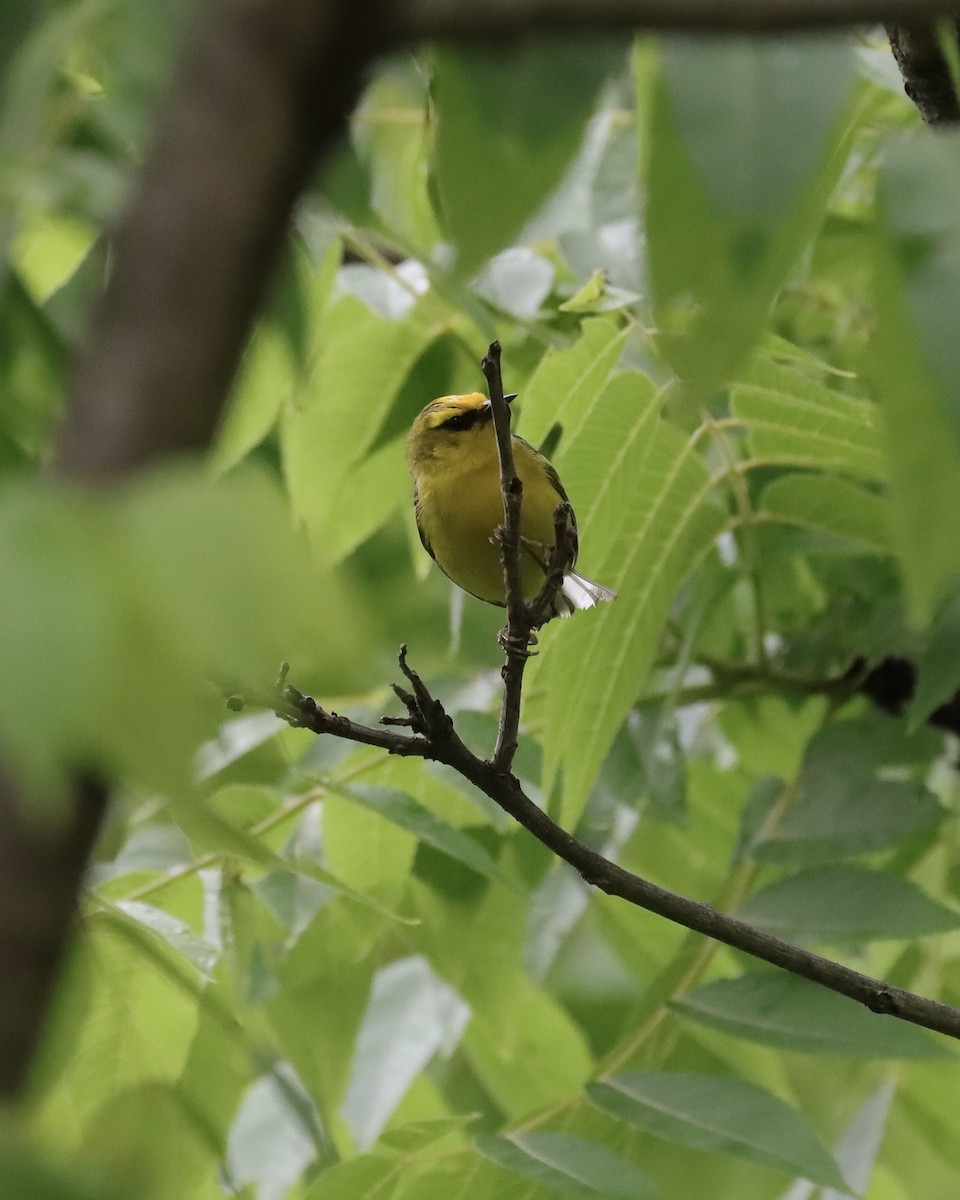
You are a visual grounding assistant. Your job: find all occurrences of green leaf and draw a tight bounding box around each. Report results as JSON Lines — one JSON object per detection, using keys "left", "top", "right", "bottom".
{"left": 168, "top": 792, "right": 408, "bottom": 923}
{"left": 81, "top": 1083, "right": 221, "bottom": 1200}
{"left": 873, "top": 132, "right": 960, "bottom": 621}
{"left": 342, "top": 956, "right": 471, "bottom": 1149}
{"left": 533, "top": 386, "right": 724, "bottom": 826}
{"left": 320, "top": 435, "right": 408, "bottom": 563}
{"left": 879, "top": 130, "right": 960, "bottom": 439}
{"left": 675, "top": 975, "right": 952, "bottom": 1061}
{"left": 731, "top": 358, "right": 887, "bottom": 480}
{"left": 115, "top": 901, "right": 219, "bottom": 978}
{"left": 377, "top": 1116, "right": 474, "bottom": 1154}
{"left": 587, "top": 1072, "right": 847, "bottom": 1189}
{"left": 0, "top": 484, "right": 121, "bottom": 795}
{"left": 752, "top": 778, "right": 941, "bottom": 867}
{"left": 124, "top": 464, "right": 359, "bottom": 676}
{"left": 474, "top": 248, "right": 555, "bottom": 321}
{"left": 304, "top": 1157, "right": 400, "bottom": 1200}
{"left": 333, "top": 786, "right": 517, "bottom": 890}
{"left": 432, "top": 40, "right": 625, "bottom": 273}
{"left": 353, "top": 60, "right": 441, "bottom": 253}
{"left": 212, "top": 325, "right": 294, "bottom": 473}
{"left": 474, "top": 1131, "right": 657, "bottom": 1199}
{"left": 558, "top": 267, "right": 608, "bottom": 312}
{"left": 462, "top": 973, "right": 594, "bottom": 1118}
{"left": 759, "top": 473, "right": 892, "bottom": 554}
{"left": 737, "top": 865, "right": 960, "bottom": 943}
{"left": 909, "top": 586, "right": 960, "bottom": 730}
{"left": 751, "top": 714, "right": 944, "bottom": 865}
{"left": 34, "top": 921, "right": 199, "bottom": 1134}
{"left": 646, "top": 36, "right": 855, "bottom": 389}
{"left": 12, "top": 209, "right": 96, "bottom": 303}
{"left": 659, "top": 37, "right": 854, "bottom": 221}
{"left": 558, "top": 270, "right": 642, "bottom": 316}
{"left": 281, "top": 293, "right": 441, "bottom": 544}
{"left": 516, "top": 316, "right": 629, "bottom": 449}
{"left": 0, "top": 1128, "right": 111, "bottom": 1200}
{"left": 226, "top": 1064, "right": 328, "bottom": 1194}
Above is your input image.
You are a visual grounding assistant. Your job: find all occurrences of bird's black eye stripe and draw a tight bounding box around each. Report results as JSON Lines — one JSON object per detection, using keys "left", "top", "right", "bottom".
{"left": 443, "top": 409, "right": 484, "bottom": 433}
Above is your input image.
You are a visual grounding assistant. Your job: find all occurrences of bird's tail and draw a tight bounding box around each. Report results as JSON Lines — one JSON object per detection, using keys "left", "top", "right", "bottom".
{"left": 554, "top": 570, "right": 617, "bottom": 618}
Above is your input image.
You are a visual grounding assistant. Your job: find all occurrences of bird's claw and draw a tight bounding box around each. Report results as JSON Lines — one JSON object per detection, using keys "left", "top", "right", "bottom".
{"left": 498, "top": 626, "right": 538, "bottom": 656}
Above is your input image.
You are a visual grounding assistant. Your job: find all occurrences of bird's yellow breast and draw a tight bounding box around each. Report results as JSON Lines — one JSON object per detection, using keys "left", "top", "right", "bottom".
{"left": 414, "top": 424, "right": 562, "bottom": 604}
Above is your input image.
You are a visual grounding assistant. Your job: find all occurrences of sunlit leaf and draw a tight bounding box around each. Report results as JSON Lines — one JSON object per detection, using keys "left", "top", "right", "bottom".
{"left": 353, "top": 60, "right": 440, "bottom": 253}
{"left": 33, "top": 921, "right": 199, "bottom": 1136}
{"left": 731, "top": 358, "right": 887, "bottom": 480}
{"left": 759, "top": 473, "right": 892, "bottom": 554}
{"left": 333, "top": 785, "right": 517, "bottom": 889}
{"left": 516, "top": 315, "right": 629, "bottom": 448}
{"left": 533, "top": 386, "right": 724, "bottom": 825}
{"left": 281, "top": 292, "right": 442, "bottom": 544}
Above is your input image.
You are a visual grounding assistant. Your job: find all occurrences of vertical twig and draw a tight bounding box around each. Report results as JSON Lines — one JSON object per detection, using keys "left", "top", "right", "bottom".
{"left": 481, "top": 341, "right": 576, "bottom": 773}
{"left": 482, "top": 342, "right": 527, "bottom": 635}
{"left": 482, "top": 342, "right": 529, "bottom": 772}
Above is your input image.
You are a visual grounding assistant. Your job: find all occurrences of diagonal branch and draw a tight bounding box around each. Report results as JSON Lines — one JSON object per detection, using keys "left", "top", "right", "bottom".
{"left": 254, "top": 659, "right": 960, "bottom": 1044}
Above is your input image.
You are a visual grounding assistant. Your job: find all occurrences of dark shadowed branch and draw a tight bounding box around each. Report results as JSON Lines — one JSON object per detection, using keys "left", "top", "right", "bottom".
{"left": 886, "top": 19, "right": 960, "bottom": 125}
{"left": 0, "top": 769, "right": 107, "bottom": 1097}
{"left": 56, "top": 0, "right": 388, "bottom": 480}
{"left": 396, "top": 0, "right": 960, "bottom": 38}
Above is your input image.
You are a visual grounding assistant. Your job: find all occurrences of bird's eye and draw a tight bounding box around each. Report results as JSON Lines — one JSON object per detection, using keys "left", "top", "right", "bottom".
{"left": 444, "top": 411, "right": 477, "bottom": 433}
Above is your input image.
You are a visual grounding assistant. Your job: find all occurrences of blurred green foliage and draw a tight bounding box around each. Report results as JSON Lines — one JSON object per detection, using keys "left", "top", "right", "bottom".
{"left": 1, "top": 7, "right": 959, "bottom": 1199}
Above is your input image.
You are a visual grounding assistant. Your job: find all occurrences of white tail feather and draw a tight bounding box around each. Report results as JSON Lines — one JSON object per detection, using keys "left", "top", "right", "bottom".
{"left": 555, "top": 570, "right": 617, "bottom": 618}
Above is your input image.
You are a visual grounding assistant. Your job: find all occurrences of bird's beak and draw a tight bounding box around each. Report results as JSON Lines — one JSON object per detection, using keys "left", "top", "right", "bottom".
{"left": 482, "top": 394, "right": 517, "bottom": 413}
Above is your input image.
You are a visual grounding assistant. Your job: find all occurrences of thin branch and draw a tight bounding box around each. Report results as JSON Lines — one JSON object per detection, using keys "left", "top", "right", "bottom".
{"left": 480, "top": 343, "right": 575, "bottom": 774}
{"left": 251, "top": 659, "right": 960, "bottom": 1043}
{"left": 482, "top": 342, "right": 528, "bottom": 647}
{"left": 482, "top": 342, "right": 530, "bottom": 772}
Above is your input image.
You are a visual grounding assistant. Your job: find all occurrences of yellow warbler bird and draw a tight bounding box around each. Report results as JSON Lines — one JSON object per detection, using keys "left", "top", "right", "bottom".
{"left": 406, "top": 391, "right": 616, "bottom": 618}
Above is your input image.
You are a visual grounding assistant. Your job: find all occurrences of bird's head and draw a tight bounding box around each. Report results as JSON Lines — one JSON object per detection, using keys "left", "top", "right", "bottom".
{"left": 406, "top": 391, "right": 515, "bottom": 473}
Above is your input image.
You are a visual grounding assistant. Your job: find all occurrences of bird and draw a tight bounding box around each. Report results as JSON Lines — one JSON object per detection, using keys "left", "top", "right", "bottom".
{"left": 405, "top": 391, "right": 616, "bottom": 619}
